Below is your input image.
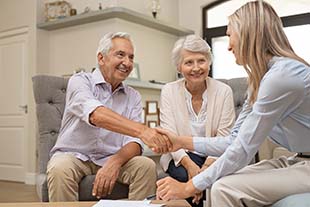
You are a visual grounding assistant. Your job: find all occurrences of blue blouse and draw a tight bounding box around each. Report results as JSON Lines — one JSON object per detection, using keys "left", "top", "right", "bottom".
{"left": 192, "top": 56, "right": 310, "bottom": 190}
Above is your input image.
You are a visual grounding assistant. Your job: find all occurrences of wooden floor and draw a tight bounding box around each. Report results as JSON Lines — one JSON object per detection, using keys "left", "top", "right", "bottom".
{"left": 0, "top": 181, "right": 39, "bottom": 203}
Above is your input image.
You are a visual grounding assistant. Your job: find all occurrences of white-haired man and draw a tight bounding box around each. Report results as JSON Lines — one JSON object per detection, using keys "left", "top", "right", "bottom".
{"left": 47, "top": 32, "right": 169, "bottom": 201}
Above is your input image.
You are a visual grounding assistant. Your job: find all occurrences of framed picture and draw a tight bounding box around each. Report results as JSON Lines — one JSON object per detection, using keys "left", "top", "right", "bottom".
{"left": 45, "top": 1, "right": 72, "bottom": 22}
{"left": 128, "top": 63, "right": 141, "bottom": 80}
{"left": 146, "top": 101, "right": 158, "bottom": 115}
{"left": 148, "top": 120, "right": 158, "bottom": 128}
{"left": 141, "top": 107, "right": 146, "bottom": 124}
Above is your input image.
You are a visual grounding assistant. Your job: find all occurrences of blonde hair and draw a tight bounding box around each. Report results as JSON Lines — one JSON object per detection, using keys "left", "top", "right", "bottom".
{"left": 228, "top": 0, "right": 309, "bottom": 104}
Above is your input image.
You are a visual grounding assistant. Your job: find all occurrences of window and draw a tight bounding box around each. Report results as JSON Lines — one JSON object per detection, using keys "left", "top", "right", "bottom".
{"left": 203, "top": 0, "right": 310, "bottom": 79}
{"left": 284, "top": 25, "right": 310, "bottom": 63}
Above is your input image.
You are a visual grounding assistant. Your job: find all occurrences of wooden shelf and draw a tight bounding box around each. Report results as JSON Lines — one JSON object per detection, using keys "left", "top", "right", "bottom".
{"left": 37, "top": 7, "right": 194, "bottom": 36}
{"left": 124, "top": 79, "right": 163, "bottom": 90}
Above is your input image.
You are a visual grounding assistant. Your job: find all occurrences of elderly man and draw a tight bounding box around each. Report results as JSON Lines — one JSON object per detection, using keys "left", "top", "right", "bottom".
{"left": 47, "top": 32, "right": 169, "bottom": 201}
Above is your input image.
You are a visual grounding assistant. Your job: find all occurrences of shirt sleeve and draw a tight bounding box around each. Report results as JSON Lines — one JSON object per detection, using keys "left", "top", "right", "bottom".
{"left": 192, "top": 70, "right": 305, "bottom": 191}
{"left": 193, "top": 98, "right": 252, "bottom": 156}
{"left": 122, "top": 90, "right": 144, "bottom": 150}
{"left": 160, "top": 84, "right": 188, "bottom": 167}
{"left": 65, "top": 75, "right": 104, "bottom": 126}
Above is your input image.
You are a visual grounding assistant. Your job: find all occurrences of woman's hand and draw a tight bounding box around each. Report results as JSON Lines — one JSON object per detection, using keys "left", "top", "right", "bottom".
{"left": 154, "top": 128, "right": 183, "bottom": 152}
{"left": 139, "top": 126, "right": 172, "bottom": 153}
{"left": 181, "top": 156, "right": 200, "bottom": 180}
{"left": 199, "top": 157, "right": 216, "bottom": 173}
{"left": 192, "top": 192, "right": 203, "bottom": 205}
{"left": 156, "top": 177, "right": 199, "bottom": 201}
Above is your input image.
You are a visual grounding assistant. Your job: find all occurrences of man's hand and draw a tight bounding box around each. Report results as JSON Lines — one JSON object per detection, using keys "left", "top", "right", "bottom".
{"left": 92, "top": 155, "right": 122, "bottom": 198}
{"left": 156, "top": 177, "right": 199, "bottom": 201}
{"left": 139, "top": 126, "right": 172, "bottom": 153}
{"left": 153, "top": 128, "right": 183, "bottom": 153}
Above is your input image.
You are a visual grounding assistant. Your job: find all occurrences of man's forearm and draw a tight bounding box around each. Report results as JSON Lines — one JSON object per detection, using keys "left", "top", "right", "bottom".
{"left": 90, "top": 106, "right": 145, "bottom": 138}
{"left": 111, "top": 142, "right": 141, "bottom": 167}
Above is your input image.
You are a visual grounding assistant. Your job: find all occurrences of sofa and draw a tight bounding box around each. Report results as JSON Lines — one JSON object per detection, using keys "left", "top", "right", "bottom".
{"left": 33, "top": 75, "right": 309, "bottom": 205}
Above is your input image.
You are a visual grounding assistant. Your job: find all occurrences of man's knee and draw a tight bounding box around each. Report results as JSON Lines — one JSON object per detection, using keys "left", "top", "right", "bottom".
{"left": 47, "top": 156, "right": 75, "bottom": 182}
{"left": 131, "top": 156, "right": 156, "bottom": 178}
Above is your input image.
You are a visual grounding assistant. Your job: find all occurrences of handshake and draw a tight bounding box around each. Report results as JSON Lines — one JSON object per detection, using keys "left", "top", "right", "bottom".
{"left": 138, "top": 127, "right": 187, "bottom": 154}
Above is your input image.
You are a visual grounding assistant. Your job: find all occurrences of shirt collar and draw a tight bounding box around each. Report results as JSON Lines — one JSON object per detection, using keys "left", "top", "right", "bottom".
{"left": 92, "top": 68, "right": 126, "bottom": 94}
{"left": 267, "top": 56, "right": 282, "bottom": 69}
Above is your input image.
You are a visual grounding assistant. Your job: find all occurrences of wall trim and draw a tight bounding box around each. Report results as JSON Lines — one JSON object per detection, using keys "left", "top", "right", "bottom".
{"left": 25, "top": 172, "right": 36, "bottom": 185}
{"left": 0, "top": 26, "right": 29, "bottom": 39}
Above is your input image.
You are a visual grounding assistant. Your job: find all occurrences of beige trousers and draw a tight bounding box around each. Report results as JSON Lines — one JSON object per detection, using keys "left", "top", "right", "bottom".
{"left": 210, "top": 156, "right": 310, "bottom": 207}
{"left": 47, "top": 154, "right": 157, "bottom": 202}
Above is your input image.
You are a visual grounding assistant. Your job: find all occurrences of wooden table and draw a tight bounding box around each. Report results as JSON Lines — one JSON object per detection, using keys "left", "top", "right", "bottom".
{"left": 0, "top": 200, "right": 190, "bottom": 207}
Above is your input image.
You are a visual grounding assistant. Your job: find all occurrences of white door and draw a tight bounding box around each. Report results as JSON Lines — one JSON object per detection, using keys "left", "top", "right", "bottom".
{"left": 0, "top": 28, "right": 28, "bottom": 182}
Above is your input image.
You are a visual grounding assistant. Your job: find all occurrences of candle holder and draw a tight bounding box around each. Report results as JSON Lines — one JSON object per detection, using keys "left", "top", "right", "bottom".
{"left": 151, "top": 0, "right": 160, "bottom": 19}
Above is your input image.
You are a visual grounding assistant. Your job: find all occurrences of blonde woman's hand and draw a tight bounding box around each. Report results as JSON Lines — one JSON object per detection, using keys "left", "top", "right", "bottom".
{"left": 154, "top": 128, "right": 182, "bottom": 152}
{"left": 156, "top": 177, "right": 198, "bottom": 201}
{"left": 192, "top": 192, "right": 203, "bottom": 205}
{"left": 139, "top": 126, "right": 172, "bottom": 153}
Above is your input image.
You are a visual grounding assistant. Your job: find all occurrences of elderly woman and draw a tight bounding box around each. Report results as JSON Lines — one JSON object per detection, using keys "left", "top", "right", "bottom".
{"left": 159, "top": 35, "right": 235, "bottom": 207}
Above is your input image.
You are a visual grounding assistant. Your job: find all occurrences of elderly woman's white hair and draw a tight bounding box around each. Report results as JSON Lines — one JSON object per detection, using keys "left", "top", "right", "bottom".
{"left": 96, "top": 32, "right": 134, "bottom": 66}
{"left": 171, "top": 35, "right": 212, "bottom": 71}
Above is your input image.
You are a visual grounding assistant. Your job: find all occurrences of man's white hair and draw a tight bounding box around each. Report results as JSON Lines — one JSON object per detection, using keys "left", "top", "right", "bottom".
{"left": 96, "top": 32, "right": 134, "bottom": 65}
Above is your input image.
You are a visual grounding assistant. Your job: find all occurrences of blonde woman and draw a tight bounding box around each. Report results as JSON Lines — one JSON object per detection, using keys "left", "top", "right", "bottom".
{"left": 156, "top": 1, "right": 310, "bottom": 206}
{"left": 159, "top": 35, "right": 235, "bottom": 207}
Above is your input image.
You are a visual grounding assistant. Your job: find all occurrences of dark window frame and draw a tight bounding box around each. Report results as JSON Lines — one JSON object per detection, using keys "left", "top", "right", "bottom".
{"left": 202, "top": 1, "right": 310, "bottom": 76}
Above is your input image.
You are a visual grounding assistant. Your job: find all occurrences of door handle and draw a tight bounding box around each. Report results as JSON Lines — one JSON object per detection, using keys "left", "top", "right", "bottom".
{"left": 19, "top": 105, "right": 28, "bottom": 114}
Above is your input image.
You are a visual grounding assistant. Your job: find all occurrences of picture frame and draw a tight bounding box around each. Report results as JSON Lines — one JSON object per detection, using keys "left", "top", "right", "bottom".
{"left": 128, "top": 63, "right": 141, "bottom": 80}
{"left": 45, "top": 1, "right": 72, "bottom": 22}
{"left": 146, "top": 101, "right": 158, "bottom": 115}
{"left": 141, "top": 107, "right": 146, "bottom": 124}
{"left": 148, "top": 120, "right": 158, "bottom": 128}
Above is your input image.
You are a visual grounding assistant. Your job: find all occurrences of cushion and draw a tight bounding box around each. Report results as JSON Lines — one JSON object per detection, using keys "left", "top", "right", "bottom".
{"left": 272, "top": 193, "right": 310, "bottom": 207}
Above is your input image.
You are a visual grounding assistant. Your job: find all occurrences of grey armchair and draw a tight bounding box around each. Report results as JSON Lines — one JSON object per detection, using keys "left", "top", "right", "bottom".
{"left": 32, "top": 75, "right": 128, "bottom": 201}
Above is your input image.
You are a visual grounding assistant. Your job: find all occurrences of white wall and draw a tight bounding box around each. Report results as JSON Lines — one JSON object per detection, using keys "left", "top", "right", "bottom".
{"left": 117, "top": 0, "right": 179, "bottom": 25}
{"left": 178, "top": 0, "right": 216, "bottom": 35}
{"left": 39, "top": 1, "right": 181, "bottom": 104}
{"left": 0, "top": 0, "right": 37, "bottom": 183}
{"left": 0, "top": 0, "right": 214, "bottom": 184}
{"left": 45, "top": 19, "right": 177, "bottom": 81}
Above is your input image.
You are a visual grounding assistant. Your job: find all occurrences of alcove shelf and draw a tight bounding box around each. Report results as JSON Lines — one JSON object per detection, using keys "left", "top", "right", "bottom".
{"left": 124, "top": 79, "right": 163, "bottom": 90}
{"left": 37, "top": 7, "right": 194, "bottom": 36}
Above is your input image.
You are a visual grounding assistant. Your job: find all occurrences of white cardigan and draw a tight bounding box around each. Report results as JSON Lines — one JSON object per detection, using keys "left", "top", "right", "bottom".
{"left": 159, "top": 78, "right": 235, "bottom": 171}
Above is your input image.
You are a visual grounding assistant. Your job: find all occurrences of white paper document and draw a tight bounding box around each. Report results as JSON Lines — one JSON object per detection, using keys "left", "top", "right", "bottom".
{"left": 92, "top": 199, "right": 165, "bottom": 207}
